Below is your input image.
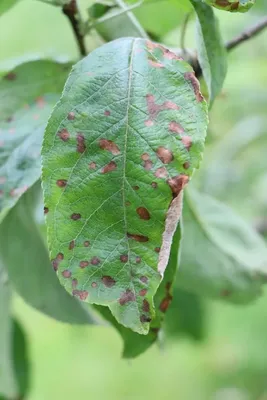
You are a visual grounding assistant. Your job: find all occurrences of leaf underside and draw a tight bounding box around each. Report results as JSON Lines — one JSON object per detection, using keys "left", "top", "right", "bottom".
{"left": 203, "top": 0, "right": 255, "bottom": 12}
{"left": 42, "top": 37, "right": 208, "bottom": 334}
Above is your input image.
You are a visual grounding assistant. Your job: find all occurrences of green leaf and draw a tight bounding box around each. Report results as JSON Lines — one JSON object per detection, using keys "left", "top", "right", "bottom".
{"left": 191, "top": 0, "right": 227, "bottom": 104}
{"left": 0, "top": 0, "right": 20, "bottom": 16}
{"left": 178, "top": 188, "right": 267, "bottom": 303}
{"left": 0, "top": 183, "right": 96, "bottom": 324}
{"left": 42, "top": 37, "right": 208, "bottom": 333}
{"left": 203, "top": 0, "right": 255, "bottom": 12}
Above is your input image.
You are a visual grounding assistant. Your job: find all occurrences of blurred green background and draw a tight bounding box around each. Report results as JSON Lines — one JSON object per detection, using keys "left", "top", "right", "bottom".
{"left": 1, "top": 0, "right": 267, "bottom": 399}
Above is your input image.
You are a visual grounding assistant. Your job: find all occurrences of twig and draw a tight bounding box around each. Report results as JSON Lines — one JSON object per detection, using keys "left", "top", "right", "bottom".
{"left": 62, "top": 0, "right": 87, "bottom": 57}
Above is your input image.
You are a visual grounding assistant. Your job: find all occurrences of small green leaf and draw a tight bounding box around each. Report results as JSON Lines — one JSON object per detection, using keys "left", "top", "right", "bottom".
{"left": 0, "top": 183, "right": 96, "bottom": 324}
{"left": 42, "top": 38, "right": 208, "bottom": 333}
{"left": 203, "top": 0, "right": 255, "bottom": 12}
{"left": 0, "top": 0, "right": 20, "bottom": 16}
{"left": 12, "top": 319, "right": 30, "bottom": 399}
{"left": 178, "top": 188, "right": 267, "bottom": 303}
{"left": 191, "top": 0, "right": 227, "bottom": 103}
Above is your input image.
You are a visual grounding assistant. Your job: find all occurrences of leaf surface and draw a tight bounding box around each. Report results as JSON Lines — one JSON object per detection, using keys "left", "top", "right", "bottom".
{"left": 42, "top": 37, "right": 208, "bottom": 333}
{"left": 0, "top": 0, "right": 20, "bottom": 15}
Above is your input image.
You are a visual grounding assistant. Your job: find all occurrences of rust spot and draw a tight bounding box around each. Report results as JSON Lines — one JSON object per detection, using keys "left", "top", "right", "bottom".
{"left": 101, "top": 161, "right": 117, "bottom": 174}
{"left": 84, "top": 241, "right": 90, "bottom": 247}
{"left": 119, "top": 289, "right": 135, "bottom": 305}
{"left": 140, "top": 314, "right": 151, "bottom": 323}
{"left": 145, "top": 120, "right": 154, "bottom": 127}
{"left": 72, "top": 278, "right": 78, "bottom": 288}
{"left": 102, "top": 276, "right": 116, "bottom": 287}
{"left": 133, "top": 185, "right": 139, "bottom": 190}
{"left": 91, "top": 256, "right": 100, "bottom": 265}
{"left": 181, "top": 135, "right": 192, "bottom": 151}
{"left": 163, "top": 49, "right": 182, "bottom": 61}
{"left": 144, "top": 160, "right": 153, "bottom": 170}
{"left": 183, "top": 161, "right": 190, "bottom": 169}
{"left": 156, "top": 147, "right": 173, "bottom": 164}
{"left": 44, "top": 207, "right": 49, "bottom": 214}
{"left": 104, "top": 110, "right": 110, "bottom": 116}
{"left": 99, "top": 139, "right": 120, "bottom": 155}
{"left": 4, "top": 72, "right": 16, "bottom": 81}
{"left": 72, "top": 289, "right": 88, "bottom": 301}
{"left": 142, "top": 299, "right": 150, "bottom": 312}
{"left": 136, "top": 257, "right": 141, "bottom": 263}
{"left": 141, "top": 153, "right": 150, "bottom": 161}
{"left": 169, "top": 121, "right": 184, "bottom": 134}
{"left": 139, "top": 289, "right": 147, "bottom": 296}
{"left": 146, "top": 94, "right": 179, "bottom": 121}
{"left": 79, "top": 260, "right": 89, "bottom": 268}
{"left": 149, "top": 60, "right": 164, "bottom": 68}
{"left": 136, "top": 207, "right": 150, "bottom": 220}
{"left": 221, "top": 289, "right": 231, "bottom": 297}
{"left": 140, "top": 276, "right": 148, "bottom": 283}
{"left": 56, "top": 179, "right": 67, "bottom": 188}
{"left": 159, "top": 294, "right": 172, "bottom": 313}
{"left": 89, "top": 162, "right": 96, "bottom": 170}
{"left": 127, "top": 233, "right": 149, "bottom": 242}
{"left": 125, "top": 201, "right": 131, "bottom": 206}
{"left": 120, "top": 255, "right": 128, "bottom": 263}
{"left": 184, "top": 72, "right": 203, "bottom": 102}
{"left": 76, "top": 133, "right": 86, "bottom": 153}
{"left": 167, "top": 175, "right": 189, "bottom": 196}
{"left": 69, "top": 240, "right": 75, "bottom": 250}
{"left": 71, "top": 213, "right": 81, "bottom": 220}
{"left": 154, "top": 167, "right": 168, "bottom": 179}
{"left": 151, "top": 182, "right": 158, "bottom": 188}
{"left": 58, "top": 128, "right": 70, "bottom": 141}
{"left": 51, "top": 253, "right": 64, "bottom": 271}
{"left": 68, "top": 112, "right": 75, "bottom": 120}
{"left": 62, "top": 270, "right": 71, "bottom": 278}
{"left": 154, "top": 247, "right": 160, "bottom": 253}
{"left": 91, "top": 282, "right": 97, "bottom": 288}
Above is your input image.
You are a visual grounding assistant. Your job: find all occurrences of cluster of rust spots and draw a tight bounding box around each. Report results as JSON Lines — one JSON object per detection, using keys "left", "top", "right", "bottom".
{"left": 127, "top": 233, "right": 149, "bottom": 242}
{"left": 101, "top": 161, "right": 117, "bottom": 174}
{"left": 136, "top": 207, "right": 150, "bottom": 220}
{"left": 79, "top": 260, "right": 89, "bottom": 268}
{"left": 84, "top": 240, "right": 90, "bottom": 247}
{"left": 72, "top": 289, "right": 88, "bottom": 301}
{"left": 154, "top": 167, "right": 167, "bottom": 179}
{"left": 91, "top": 282, "right": 97, "bottom": 288}
{"left": 156, "top": 147, "right": 173, "bottom": 164}
{"left": 159, "top": 282, "right": 173, "bottom": 313}
{"left": 167, "top": 174, "right": 189, "bottom": 197}
{"left": 102, "top": 276, "right": 116, "bottom": 287}
{"left": 169, "top": 121, "right": 184, "bottom": 134}
{"left": 4, "top": 72, "right": 16, "bottom": 81}
{"left": 51, "top": 253, "right": 64, "bottom": 271}
{"left": 142, "top": 299, "right": 150, "bottom": 313}
{"left": 145, "top": 94, "right": 179, "bottom": 126}
{"left": 44, "top": 207, "right": 49, "bottom": 214}
{"left": 184, "top": 72, "right": 204, "bottom": 102}
{"left": 140, "top": 275, "right": 148, "bottom": 283}
{"left": 68, "top": 111, "right": 75, "bottom": 120}
{"left": 136, "top": 257, "right": 141, "bottom": 263}
{"left": 76, "top": 133, "right": 86, "bottom": 153}
{"left": 104, "top": 110, "right": 110, "bottom": 116}
{"left": 71, "top": 213, "right": 81, "bottom": 220}
{"left": 89, "top": 162, "right": 96, "bottom": 169}
{"left": 140, "top": 314, "right": 151, "bottom": 323}
{"left": 119, "top": 289, "right": 135, "bottom": 305}
{"left": 58, "top": 128, "right": 70, "bottom": 141}
{"left": 216, "top": 0, "right": 239, "bottom": 9}
{"left": 62, "top": 270, "right": 71, "bottom": 278}
{"left": 56, "top": 179, "right": 67, "bottom": 188}
{"left": 139, "top": 288, "right": 147, "bottom": 296}
{"left": 99, "top": 139, "right": 120, "bottom": 155}
{"left": 69, "top": 240, "right": 75, "bottom": 250}
{"left": 120, "top": 254, "right": 128, "bottom": 263}
{"left": 90, "top": 256, "right": 100, "bottom": 265}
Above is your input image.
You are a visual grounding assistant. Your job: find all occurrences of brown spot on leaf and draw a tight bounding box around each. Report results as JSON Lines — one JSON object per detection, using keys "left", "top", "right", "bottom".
{"left": 104, "top": 110, "right": 110, "bottom": 116}
{"left": 184, "top": 72, "right": 204, "bottom": 102}
{"left": 159, "top": 294, "right": 172, "bottom": 313}
{"left": 119, "top": 289, "right": 135, "bottom": 305}
{"left": 72, "top": 289, "right": 88, "bottom": 301}
{"left": 44, "top": 207, "right": 49, "bottom": 214}
{"left": 133, "top": 185, "right": 139, "bottom": 190}
{"left": 146, "top": 94, "right": 179, "bottom": 121}
{"left": 139, "top": 289, "right": 147, "bottom": 296}
{"left": 120, "top": 255, "right": 128, "bottom": 263}
{"left": 76, "top": 133, "right": 86, "bottom": 153}
{"left": 154, "top": 247, "right": 160, "bottom": 253}
{"left": 90, "top": 256, "right": 100, "bottom": 265}
{"left": 145, "top": 120, "right": 154, "bottom": 127}
{"left": 136, "top": 257, "right": 141, "bottom": 264}
{"left": 72, "top": 278, "right": 78, "bottom": 288}
{"left": 149, "top": 60, "right": 164, "bottom": 68}
{"left": 125, "top": 201, "right": 131, "bottom": 206}
{"left": 221, "top": 289, "right": 231, "bottom": 297}
{"left": 102, "top": 276, "right": 116, "bottom": 287}
{"left": 163, "top": 49, "right": 182, "bottom": 61}
{"left": 84, "top": 241, "right": 90, "bottom": 247}
{"left": 99, "top": 139, "right": 120, "bottom": 155}
{"left": 71, "top": 213, "right": 81, "bottom": 220}
{"left": 141, "top": 153, "right": 150, "bottom": 161}
{"left": 79, "top": 261, "right": 89, "bottom": 268}
{"left": 136, "top": 207, "right": 150, "bottom": 220}
{"left": 142, "top": 299, "right": 150, "bottom": 312}
{"left": 51, "top": 253, "right": 64, "bottom": 271}
{"left": 91, "top": 282, "right": 97, "bottom": 288}
{"left": 68, "top": 111, "right": 75, "bottom": 120}
{"left": 127, "top": 233, "right": 149, "bottom": 242}
{"left": 167, "top": 175, "right": 189, "bottom": 196}
{"left": 183, "top": 161, "right": 190, "bottom": 169}
{"left": 56, "top": 179, "right": 67, "bottom": 187}
{"left": 62, "top": 270, "right": 71, "bottom": 278}
{"left": 181, "top": 135, "right": 192, "bottom": 151}
{"left": 151, "top": 182, "right": 158, "bottom": 189}
{"left": 140, "top": 276, "right": 148, "bottom": 283}
{"left": 58, "top": 128, "right": 70, "bottom": 141}
{"left": 156, "top": 147, "right": 173, "bottom": 164}
{"left": 4, "top": 72, "right": 16, "bottom": 81}
{"left": 144, "top": 160, "right": 153, "bottom": 170}
{"left": 154, "top": 167, "right": 168, "bottom": 179}
{"left": 140, "top": 314, "right": 151, "bottom": 323}
{"left": 101, "top": 161, "right": 117, "bottom": 174}
{"left": 69, "top": 240, "right": 75, "bottom": 250}
{"left": 169, "top": 121, "right": 184, "bottom": 134}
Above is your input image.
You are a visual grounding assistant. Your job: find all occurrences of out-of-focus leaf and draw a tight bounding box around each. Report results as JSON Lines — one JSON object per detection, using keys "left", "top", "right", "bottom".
{"left": 0, "top": 0, "right": 20, "bottom": 15}
{"left": 42, "top": 37, "right": 208, "bottom": 334}
{"left": 0, "top": 183, "right": 96, "bottom": 324}
{"left": 164, "top": 288, "right": 205, "bottom": 341}
{"left": 12, "top": 319, "right": 30, "bottom": 399}
{"left": 191, "top": 0, "right": 227, "bottom": 104}
{"left": 0, "top": 264, "right": 16, "bottom": 399}
{"left": 204, "top": 0, "right": 255, "bottom": 13}
{"left": 177, "top": 188, "right": 267, "bottom": 303}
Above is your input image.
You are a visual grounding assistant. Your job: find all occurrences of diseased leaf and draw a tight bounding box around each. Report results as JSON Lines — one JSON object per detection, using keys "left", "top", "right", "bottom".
{"left": 0, "top": 0, "right": 20, "bottom": 15}
{"left": 203, "top": 0, "right": 255, "bottom": 12}
{"left": 42, "top": 37, "right": 208, "bottom": 334}
{"left": 178, "top": 188, "right": 267, "bottom": 303}
{"left": 191, "top": 0, "right": 227, "bottom": 104}
{"left": 0, "top": 183, "right": 96, "bottom": 324}
{"left": 12, "top": 319, "right": 30, "bottom": 399}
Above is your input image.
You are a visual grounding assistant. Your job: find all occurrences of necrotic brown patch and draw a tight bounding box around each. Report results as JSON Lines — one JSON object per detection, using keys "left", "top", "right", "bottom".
{"left": 71, "top": 213, "right": 81, "bottom": 220}
{"left": 72, "top": 278, "right": 78, "bottom": 288}
{"left": 119, "top": 289, "right": 135, "bottom": 305}
{"left": 144, "top": 160, "right": 153, "bottom": 170}
{"left": 151, "top": 182, "right": 158, "bottom": 189}
{"left": 51, "top": 253, "right": 64, "bottom": 271}
{"left": 58, "top": 128, "right": 70, "bottom": 141}
{"left": 91, "top": 282, "right": 97, "bottom": 288}
{"left": 133, "top": 185, "right": 139, "bottom": 191}
{"left": 136, "top": 257, "right": 141, "bottom": 264}
{"left": 146, "top": 94, "right": 179, "bottom": 121}
{"left": 56, "top": 179, "right": 67, "bottom": 188}
{"left": 183, "top": 161, "right": 190, "bottom": 170}
{"left": 84, "top": 241, "right": 90, "bottom": 247}
{"left": 154, "top": 247, "right": 160, "bottom": 253}
{"left": 104, "top": 110, "right": 110, "bottom": 116}
{"left": 44, "top": 207, "right": 49, "bottom": 214}
{"left": 90, "top": 257, "right": 100, "bottom": 265}
{"left": 149, "top": 60, "right": 164, "bottom": 68}
{"left": 154, "top": 167, "right": 167, "bottom": 179}
{"left": 156, "top": 147, "right": 173, "bottom": 164}
{"left": 72, "top": 289, "right": 88, "bottom": 301}
{"left": 76, "top": 133, "right": 86, "bottom": 153}
{"left": 169, "top": 121, "right": 184, "bottom": 134}
{"left": 159, "top": 294, "right": 172, "bottom": 313}
{"left": 89, "top": 162, "right": 96, "bottom": 169}
{"left": 181, "top": 136, "right": 192, "bottom": 151}
{"left": 62, "top": 270, "right": 71, "bottom": 278}
{"left": 140, "top": 315, "right": 151, "bottom": 323}
{"left": 99, "top": 139, "right": 120, "bottom": 155}
{"left": 68, "top": 112, "right": 75, "bottom": 120}
{"left": 141, "top": 153, "right": 150, "bottom": 161}
{"left": 127, "top": 233, "right": 149, "bottom": 242}
{"left": 184, "top": 72, "right": 204, "bottom": 102}
{"left": 4, "top": 72, "right": 16, "bottom": 80}
{"left": 145, "top": 120, "right": 154, "bottom": 127}
{"left": 142, "top": 299, "right": 150, "bottom": 312}
{"left": 139, "top": 289, "right": 147, "bottom": 296}
{"left": 69, "top": 240, "right": 75, "bottom": 250}
{"left": 120, "top": 255, "right": 128, "bottom": 263}
{"left": 102, "top": 276, "right": 116, "bottom": 287}
{"left": 101, "top": 161, "right": 117, "bottom": 174}
{"left": 136, "top": 207, "right": 150, "bottom": 220}
{"left": 167, "top": 175, "right": 189, "bottom": 196}
{"left": 79, "top": 261, "right": 89, "bottom": 268}
{"left": 140, "top": 276, "right": 148, "bottom": 283}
